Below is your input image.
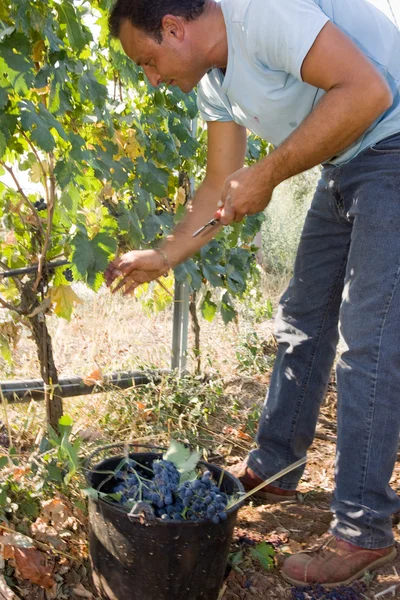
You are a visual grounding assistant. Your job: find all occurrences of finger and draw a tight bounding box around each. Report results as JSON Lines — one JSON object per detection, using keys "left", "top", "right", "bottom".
{"left": 123, "top": 282, "right": 140, "bottom": 296}
{"left": 112, "top": 273, "right": 134, "bottom": 294}
{"left": 219, "top": 205, "right": 236, "bottom": 226}
{"left": 105, "top": 268, "right": 122, "bottom": 286}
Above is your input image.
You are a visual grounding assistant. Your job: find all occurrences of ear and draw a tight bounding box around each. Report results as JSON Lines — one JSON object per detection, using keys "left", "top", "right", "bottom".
{"left": 161, "top": 15, "right": 185, "bottom": 42}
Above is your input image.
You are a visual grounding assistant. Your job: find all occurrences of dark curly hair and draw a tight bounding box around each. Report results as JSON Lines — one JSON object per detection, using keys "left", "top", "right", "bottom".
{"left": 109, "top": 0, "right": 207, "bottom": 43}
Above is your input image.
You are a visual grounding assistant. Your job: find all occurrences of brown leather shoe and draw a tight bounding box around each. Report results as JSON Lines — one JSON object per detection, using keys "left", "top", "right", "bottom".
{"left": 228, "top": 460, "right": 298, "bottom": 503}
{"left": 282, "top": 534, "right": 397, "bottom": 588}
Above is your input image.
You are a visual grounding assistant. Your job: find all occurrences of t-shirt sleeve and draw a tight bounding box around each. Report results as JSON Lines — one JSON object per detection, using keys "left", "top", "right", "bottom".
{"left": 249, "top": 0, "right": 330, "bottom": 81}
{"left": 197, "top": 70, "right": 233, "bottom": 123}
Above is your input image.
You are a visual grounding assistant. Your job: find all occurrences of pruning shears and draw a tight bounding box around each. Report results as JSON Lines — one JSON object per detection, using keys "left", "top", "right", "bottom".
{"left": 192, "top": 218, "right": 220, "bottom": 238}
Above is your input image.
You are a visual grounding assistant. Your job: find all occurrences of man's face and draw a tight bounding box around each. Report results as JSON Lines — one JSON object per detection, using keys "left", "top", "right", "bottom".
{"left": 119, "top": 18, "right": 206, "bottom": 93}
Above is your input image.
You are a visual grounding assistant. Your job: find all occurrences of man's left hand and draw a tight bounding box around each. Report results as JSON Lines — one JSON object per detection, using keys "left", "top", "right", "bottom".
{"left": 214, "top": 162, "right": 276, "bottom": 225}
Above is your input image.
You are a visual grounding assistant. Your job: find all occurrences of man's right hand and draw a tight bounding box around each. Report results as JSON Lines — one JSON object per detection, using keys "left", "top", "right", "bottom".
{"left": 104, "top": 249, "right": 168, "bottom": 295}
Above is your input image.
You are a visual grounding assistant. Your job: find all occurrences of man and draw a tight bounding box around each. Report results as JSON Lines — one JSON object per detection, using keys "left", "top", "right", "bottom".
{"left": 105, "top": 0, "right": 400, "bottom": 588}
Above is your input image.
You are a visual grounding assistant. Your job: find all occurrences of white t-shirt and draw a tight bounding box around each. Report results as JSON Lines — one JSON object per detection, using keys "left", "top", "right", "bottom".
{"left": 197, "top": 0, "right": 400, "bottom": 164}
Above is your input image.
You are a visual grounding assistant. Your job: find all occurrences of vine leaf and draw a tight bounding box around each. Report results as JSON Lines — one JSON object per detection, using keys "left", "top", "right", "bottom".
{"left": 163, "top": 439, "right": 200, "bottom": 482}
{"left": 50, "top": 285, "right": 83, "bottom": 321}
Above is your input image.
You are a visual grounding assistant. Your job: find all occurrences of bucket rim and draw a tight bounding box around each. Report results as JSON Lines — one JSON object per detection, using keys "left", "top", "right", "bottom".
{"left": 86, "top": 451, "right": 246, "bottom": 524}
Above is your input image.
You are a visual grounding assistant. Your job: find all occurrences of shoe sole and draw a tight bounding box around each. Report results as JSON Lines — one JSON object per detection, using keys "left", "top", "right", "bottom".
{"left": 253, "top": 491, "right": 298, "bottom": 503}
{"left": 281, "top": 546, "right": 397, "bottom": 589}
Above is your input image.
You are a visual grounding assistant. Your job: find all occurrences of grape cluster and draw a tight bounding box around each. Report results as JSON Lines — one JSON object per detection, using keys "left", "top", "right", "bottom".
{"left": 176, "top": 471, "right": 229, "bottom": 524}
{"left": 110, "top": 461, "right": 230, "bottom": 524}
{"left": 112, "top": 462, "right": 141, "bottom": 504}
{"left": 291, "top": 582, "right": 366, "bottom": 600}
{"left": 34, "top": 198, "right": 47, "bottom": 211}
{"left": 63, "top": 268, "right": 74, "bottom": 282}
{"left": 142, "top": 460, "right": 180, "bottom": 510}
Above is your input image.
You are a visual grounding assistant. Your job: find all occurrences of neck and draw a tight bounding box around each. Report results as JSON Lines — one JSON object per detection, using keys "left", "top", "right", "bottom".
{"left": 193, "top": 1, "right": 228, "bottom": 70}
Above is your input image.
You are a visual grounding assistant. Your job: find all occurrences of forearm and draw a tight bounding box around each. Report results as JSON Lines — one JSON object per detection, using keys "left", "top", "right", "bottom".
{"left": 265, "top": 83, "right": 392, "bottom": 187}
{"left": 160, "top": 178, "right": 223, "bottom": 268}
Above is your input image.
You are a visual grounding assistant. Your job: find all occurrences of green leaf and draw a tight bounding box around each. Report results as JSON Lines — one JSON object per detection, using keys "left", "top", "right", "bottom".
{"left": 229, "top": 550, "right": 244, "bottom": 569}
{"left": 250, "top": 542, "right": 275, "bottom": 570}
{"left": 163, "top": 440, "right": 200, "bottom": 482}
{"left": 0, "top": 333, "right": 12, "bottom": 365}
{"left": 136, "top": 157, "right": 169, "bottom": 197}
{"left": 47, "top": 463, "right": 64, "bottom": 483}
{"left": 0, "top": 488, "right": 7, "bottom": 506}
{"left": 58, "top": 3, "right": 88, "bottom": 52}
{"left": 71, "top": 228, "right": 117, "bottom": 290}
{"left": 201, "top": 292, "right": 217, "bottom": 322}
{"left": 0, "top": 87, "right": 8, "bottom": 110}
{"left": 19, "top": 101, "right": 61, "bottom": 152}
{"left": 221, "top": 292, "right": 237, "bottom": 325}
{"left": 118, "top": 207, "right": 143, "bottom": 247}
{"left": 0, "top": 456, "right": 8, "bottom": 470}
{"left": 183, "top": 259, "right": 202, "bottom": 291}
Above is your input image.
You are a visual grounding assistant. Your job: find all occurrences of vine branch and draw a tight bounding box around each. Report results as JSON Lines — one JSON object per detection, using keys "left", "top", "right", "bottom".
{"left": 33, "top": 152, "right": 56, "bottom": 291}
{"left": 0, "top": 296, "right": 22, "bottom": 314}
{"left": 0, "top": 161, "right": 44, "bottom": 236}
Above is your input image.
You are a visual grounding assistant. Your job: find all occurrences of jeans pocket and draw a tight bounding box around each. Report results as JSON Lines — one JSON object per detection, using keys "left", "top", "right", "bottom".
{"left": 369, "top": 132, "right": 400, "bottom": 154}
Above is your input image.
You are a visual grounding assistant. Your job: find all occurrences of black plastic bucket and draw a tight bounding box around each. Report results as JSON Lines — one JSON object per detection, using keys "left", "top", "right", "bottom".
{"left": 86, "top": 445, "right": 244, "bottom": 600}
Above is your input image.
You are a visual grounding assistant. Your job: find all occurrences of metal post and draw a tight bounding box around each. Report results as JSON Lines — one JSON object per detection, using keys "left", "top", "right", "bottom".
{"left": 171, "top": 118, "right": 198, "bottom": 373}
{"left": 171, "top": 281, "right": 190, "bottom": 372}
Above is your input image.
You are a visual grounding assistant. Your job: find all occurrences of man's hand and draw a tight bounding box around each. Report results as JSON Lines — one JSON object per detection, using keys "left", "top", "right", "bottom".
{"left": 214, "top": 162, "right": 276, "bottom": 225}
{"left": 104, "top": 249, "right": 168, "bottom": 295}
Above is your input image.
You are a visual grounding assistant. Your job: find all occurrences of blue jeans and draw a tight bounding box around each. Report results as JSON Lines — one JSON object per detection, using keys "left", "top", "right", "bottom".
{"left": 249, "top": 132, "right": 400, "bottom": 549}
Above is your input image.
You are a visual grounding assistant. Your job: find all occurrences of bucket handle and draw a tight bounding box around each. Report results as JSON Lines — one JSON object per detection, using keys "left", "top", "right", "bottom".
{"left": 83, "top": 442, "right": 167, "bottom": 471}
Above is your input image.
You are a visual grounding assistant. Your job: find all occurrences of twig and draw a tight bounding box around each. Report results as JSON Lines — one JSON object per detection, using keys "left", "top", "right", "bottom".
{"left": 0, "top": 387, "right": 12, "bottom": 450}
{"left": 0, "top": 296, "right": 22, "bottom": 314}
{"left": 0, "top": 162, "right": 44, "bottom": 235}
{"left": 228, "top": 457, "right": 307, "bottom": 510}
{"left": 217, "top": 582, "right": 227, "bottom": 600}
{"left": 155, "top": 278, "right": 173, "bottom": 297}
{"left": 33, "top": 152, "right": 56, "bottom": 292}
{"left": 315, "top": 432, "right": 337, "bottom": 443}
{"left": 374, "top": 584, "right": 399, "bottom": 598}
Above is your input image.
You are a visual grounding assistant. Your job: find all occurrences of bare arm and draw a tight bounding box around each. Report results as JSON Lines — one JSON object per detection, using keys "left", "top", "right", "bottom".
{"left": 105, "top": 120, "right": 247, "bottom": 292}
{"left": 217, "top": 21, "right": 394, "bottom": 224}
{"left": 161, "top": 120, "right": 247, "bottom": 267}
{"left": 268, "top": 21, "right": 393, "bottom": 184}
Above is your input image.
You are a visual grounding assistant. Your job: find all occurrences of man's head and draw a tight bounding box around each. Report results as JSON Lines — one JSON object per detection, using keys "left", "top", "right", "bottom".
{"left": 109, "top": 0, "right": 211, "bottom": 92}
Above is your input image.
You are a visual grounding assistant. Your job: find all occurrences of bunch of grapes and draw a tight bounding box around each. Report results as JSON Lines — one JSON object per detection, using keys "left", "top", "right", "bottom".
{"left": 110, "top": 460, "right": 231, "bottom": 524}
{"left": 176, "top": 470, "right": 229, "bottom": 524}
{"left": 34, "top": 198, "right": 47, "bottom": 211}
{"left": 142, "top": 460, "right": 180, "bottom": 508}
{"left": 112, "top": 462, "right": 142, "bottom": 504}
{"left": 63, "top": 268, "right": 74, "bottom": 282}
{"left": 291, "top": 582, "right": 366, "bottom": 600}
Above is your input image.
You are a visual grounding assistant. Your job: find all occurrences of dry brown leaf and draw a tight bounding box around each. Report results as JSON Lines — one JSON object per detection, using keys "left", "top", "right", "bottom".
{"left": 83, "top": 367, "right": 104, "bottom": 386}
{"left": 73, "top": 583, "right": 94, "bottom": 598}
{"left": 30, "top": 518, "right": 67, "bottom": 551}
{"left": 0, "top": 532, "right": 35, "bottom": 553}
{"left": 41, "top": 497, "right": 70, "bottom": 529}
{"left": 13, "top": 547, "right": 55, "bottom": 589}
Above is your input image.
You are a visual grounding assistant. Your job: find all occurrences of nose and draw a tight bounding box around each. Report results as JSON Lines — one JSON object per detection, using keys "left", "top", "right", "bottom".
{"left": 143, "top": 66, "right": 161, "bottom": 87}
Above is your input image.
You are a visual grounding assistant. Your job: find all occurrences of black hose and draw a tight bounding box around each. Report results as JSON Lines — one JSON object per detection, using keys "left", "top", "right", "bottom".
{"left": 0, "top": 369, "right": 170, "bottom": 402}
